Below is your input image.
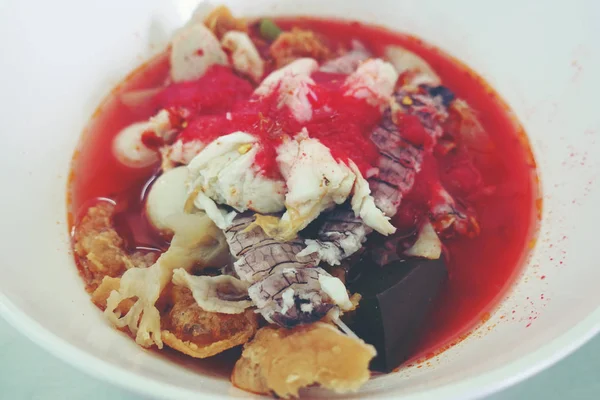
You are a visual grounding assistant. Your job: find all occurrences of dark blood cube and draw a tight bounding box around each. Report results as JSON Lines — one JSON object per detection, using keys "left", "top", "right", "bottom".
{"left": 347, "top": 258, "right": 448, "bottom": 372}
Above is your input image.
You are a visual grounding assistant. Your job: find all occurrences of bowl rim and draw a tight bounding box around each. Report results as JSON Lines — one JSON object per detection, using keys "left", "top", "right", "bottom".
{"left": 1, "top": 289, "right": 599, "bottom": 399}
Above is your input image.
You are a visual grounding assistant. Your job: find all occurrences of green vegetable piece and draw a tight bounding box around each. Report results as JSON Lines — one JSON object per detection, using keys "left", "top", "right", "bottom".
{"left": 259, "top": 18, "right": 282, "bottom": 41}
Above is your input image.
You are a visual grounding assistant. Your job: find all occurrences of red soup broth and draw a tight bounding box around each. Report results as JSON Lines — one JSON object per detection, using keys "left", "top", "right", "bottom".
{"left": 68, "top": 18, "right": 539, "bottom": 365}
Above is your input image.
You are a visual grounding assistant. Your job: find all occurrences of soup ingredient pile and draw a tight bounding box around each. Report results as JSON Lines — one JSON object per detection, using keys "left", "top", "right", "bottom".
{"left": 72, "top": 5, "right": 490, "bottom": 398}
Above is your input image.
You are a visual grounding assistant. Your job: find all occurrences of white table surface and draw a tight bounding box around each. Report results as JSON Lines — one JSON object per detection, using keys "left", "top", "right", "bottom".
{"left": 1, "top": 316, "right": 598, "bottom": 400}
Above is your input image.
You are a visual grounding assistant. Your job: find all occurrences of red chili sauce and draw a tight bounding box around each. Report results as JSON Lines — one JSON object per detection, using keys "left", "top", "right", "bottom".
{"left": 69, "top": 18, "right": 538, "bottom": 365}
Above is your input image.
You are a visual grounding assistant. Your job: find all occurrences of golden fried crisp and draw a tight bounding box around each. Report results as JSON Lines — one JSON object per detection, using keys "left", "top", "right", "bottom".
{"left": 161, "top": 286, "right": 258, "bottom": 358}
{"left": 204, "top": 5, "right": 247, "bottom": 40}
{"left": 270, "top": 28, "right": 331, "bottom": 68}
{"left": 91, "top": 276, "right": 135, "bottom": 315}
{"left": 231, "top": 323, "right": 376, "bottom": 398}
{"left": 129, "top": 251, "right": 160, "bottom": 269}
{"left": 103, "top": 212, "right": 230, "bottom": 349}
{"left": 73, "top": 203, "right": 157, "bottom": 291}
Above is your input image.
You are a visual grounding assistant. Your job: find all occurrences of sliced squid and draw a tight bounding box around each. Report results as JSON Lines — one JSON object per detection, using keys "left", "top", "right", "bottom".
{"left": 119, "top": 87, "right": 163, "bottom": 110}
{"left": 170, "top": 22, "right": 227, "bottom": 82}
{"left": 112, "top": 109, "right": 175, "bottom": 168}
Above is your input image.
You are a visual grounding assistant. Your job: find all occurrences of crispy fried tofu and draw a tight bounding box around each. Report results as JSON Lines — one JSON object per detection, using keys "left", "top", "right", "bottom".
{"left": 73, "top": 203, "right": 158, "bottom": 291}
{"left": 270, "top": 28, "right": 331, "bottom": 68}
{"left": 162, "top": 286, "right": 258, "bottom": 358}
{"left": 231, "top": 323, "right": 376, "bottom": 398}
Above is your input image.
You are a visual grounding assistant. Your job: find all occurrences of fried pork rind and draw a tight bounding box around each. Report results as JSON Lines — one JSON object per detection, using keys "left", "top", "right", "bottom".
{"left": 203, "top": 5, "right": 248, "bottom": 40}
{"left": 162, "top": 285, "right": 257, "bottom": 358}
{"left": 91, "top": 276, "right": 135, "bottom": 316}
{"left": 270, "top": 28, "right": 331, "bottom": 68}
{"left": 104, "top": 213, "right": 230, "bottom": 349}
{"left": 73, "top": 202, "right": 158, "bottom": 291}
{"left": 231, "top": 323, "right": 376, "bottom": 398}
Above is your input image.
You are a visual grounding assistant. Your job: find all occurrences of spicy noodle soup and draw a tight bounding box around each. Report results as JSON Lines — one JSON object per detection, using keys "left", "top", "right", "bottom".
{"left": 68, "top": 6, "right": 537, "bottom": 398}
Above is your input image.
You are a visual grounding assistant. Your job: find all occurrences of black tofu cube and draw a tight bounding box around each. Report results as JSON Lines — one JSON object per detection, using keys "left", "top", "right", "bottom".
{"left": 347, "top": 258, "right": 448, "bottom": 372}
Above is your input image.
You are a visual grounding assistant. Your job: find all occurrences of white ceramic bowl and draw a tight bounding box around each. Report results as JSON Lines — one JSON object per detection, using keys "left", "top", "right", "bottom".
{"left": 1, "top": 0, "right": 599, "bottom": 398}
